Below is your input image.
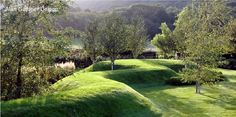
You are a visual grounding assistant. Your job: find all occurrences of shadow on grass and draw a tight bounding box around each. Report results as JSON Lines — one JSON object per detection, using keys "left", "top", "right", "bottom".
{"left": 138, "top": 59, "right": 185, "bottom": 72}
{"left": 92, "top": 62, "right": 138, "bottom": 71}
{"left": 2, "top": 89, "right": 162, "bottom": 117}
{"left": 103, "top": 69, "right": 178, "bottom": 85}
{"left": 137, "top": 86, "right": 210, "bottom": 117}
{"left": 201, "top": 85, "right": 236, "bottom": 110}
{"left": 221, "top": 82, "right": 236, "bottom": 91}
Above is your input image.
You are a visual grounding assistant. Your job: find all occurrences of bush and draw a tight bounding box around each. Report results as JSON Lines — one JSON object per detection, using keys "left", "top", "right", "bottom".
{"left": 43, "top": 67, "right": 74, "bottom": 84}
{"left": 1, "top": 66, "right": 74, "bottom": 101}
{"left": 21, "top": 71, "right": 50, "bottom": 98}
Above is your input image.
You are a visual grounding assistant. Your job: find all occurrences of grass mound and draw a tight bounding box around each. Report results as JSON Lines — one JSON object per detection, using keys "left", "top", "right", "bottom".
{"left": 1, "top": 72, "right": 161, "bottom": 117}
{"left": 83, "top": 59, "right": 184, "bottom": 84}
{"left": 2, "top": 59, "right": 235, "bottom": 117}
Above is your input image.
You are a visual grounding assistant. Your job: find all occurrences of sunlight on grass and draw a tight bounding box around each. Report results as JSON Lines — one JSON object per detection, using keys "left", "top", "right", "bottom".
{"left": 2, "top": 59, "right": 235, "bottom": 117}
{"left": 134, "top": 67, "right": 236, "bottom": 117}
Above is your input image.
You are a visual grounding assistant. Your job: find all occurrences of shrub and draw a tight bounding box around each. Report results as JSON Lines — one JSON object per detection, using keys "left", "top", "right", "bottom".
{"left": 21, "top": 71, "right": 50, "bottom": 98}
{"left": 1, "top": 66, "right": 74, "bottom": 101}
{"left": 40, "top": 67, "right": 74, "bottom": 84}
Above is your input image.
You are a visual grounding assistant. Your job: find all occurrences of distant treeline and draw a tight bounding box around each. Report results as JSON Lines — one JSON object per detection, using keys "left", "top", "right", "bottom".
{"left": 73, "top": 0, "right": 190, "bottom": 12}
{"left": 55, "top": 4, "right": 179, "bottom": 39}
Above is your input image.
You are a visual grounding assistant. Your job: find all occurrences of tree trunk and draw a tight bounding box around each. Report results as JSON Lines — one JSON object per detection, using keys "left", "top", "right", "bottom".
{"left": 15, "top": 53, "right": 23, "bottom": 98}
{"left": 111, "top": 57, "right": 115, "bottom": 70}
{"left": 92, "top": 56, "right": 96, "bottom": 71}
{"left": 195, "top": 81, "right": 201, "bottom": 94}
{"left": 92, "top": 47, "right": 96, "bottom": 64}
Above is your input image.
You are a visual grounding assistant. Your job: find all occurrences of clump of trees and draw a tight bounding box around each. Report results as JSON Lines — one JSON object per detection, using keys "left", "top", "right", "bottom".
{"left": 81, "top": 13, "right": 146, "bottom": 70}
{"left": 1, "top": 0, "right": 70, "bottom": 100}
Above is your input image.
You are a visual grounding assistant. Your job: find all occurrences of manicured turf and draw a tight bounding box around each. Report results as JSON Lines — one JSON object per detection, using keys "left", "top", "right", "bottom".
{"left": 82, "top": 59, "right": 184, "bottom": 84}
{"left": 1, "top": 59, "right": 236, "bottom": 117}
{"left": 84, "top": 59, "right": 236, "bottom": 117}
{"left": 1, "top": 65, "right": 161, "bottom": 117}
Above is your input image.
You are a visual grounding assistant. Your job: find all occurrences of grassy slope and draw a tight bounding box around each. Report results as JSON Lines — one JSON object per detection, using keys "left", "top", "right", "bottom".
{"left": 1, "top": 66, "right": 161, "bottom": 117}
{"left": 83, "top": 59, "right": 236, "bottom": 117}
{"left": 134, "top": 69, "right": 236, "bottom": 117}
{"left": 83, "top": 59, "right": 184, "bottom": 84}
{"left": 2, "top": 59, "right": 236, "bottom": 117}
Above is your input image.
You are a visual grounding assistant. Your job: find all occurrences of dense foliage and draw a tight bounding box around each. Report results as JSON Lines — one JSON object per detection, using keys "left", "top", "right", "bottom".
{"left": 0, "top": 0, "right": 69, "bottom": 100}
{"left": 99, "top": 13, "right": 129, "bottom": 70}
{"left": 151, "top": 23, "right": 176, "bottom": 58}
{"left": 126, "top": 16, "right": 146, "bottom": 58}
{"left": 173, "top": 0, "right": 233, "bottom": 93}
{"left": 81, "top": 19, "right": 102, "bottom": 63}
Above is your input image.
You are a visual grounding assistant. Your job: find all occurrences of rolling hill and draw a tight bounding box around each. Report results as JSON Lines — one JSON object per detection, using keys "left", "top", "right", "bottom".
{"left": 2, "top": 59, "right": 236, "bottom": 117}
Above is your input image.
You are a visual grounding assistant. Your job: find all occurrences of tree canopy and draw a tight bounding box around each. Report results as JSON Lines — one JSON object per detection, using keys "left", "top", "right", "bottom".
{"left": 99, "top": 13, "right": 129, "bottom": 70}
{"left": 174, "top": 0, "right": 233, "bottom": 93}
{"left": 151, "top": 22, "right": 175, "bottom": 58}
{"left": 1, "top": 0, "right": 69, "bottom": 99}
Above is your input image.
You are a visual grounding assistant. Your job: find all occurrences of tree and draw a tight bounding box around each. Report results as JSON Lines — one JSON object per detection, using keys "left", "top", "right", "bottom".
{"left": 81, "top": 19, "right": 102, "bottom": 63}
{"left": 175, "top": 0, "right": 232, "bottom": 94}
{"left": 227, "top": 19, "right": 236, "bottom": 53}
{"left": 100, "top": 13, "right": 128, "bottom": 70}
{"left": 173, "top": 7, "right": 194, "bottom": 57}
{"left": 127, "top": 16, "right": 146, "bottom": 58}
{"left": 151, "top": 22, "right": 176, "bottom": 58}
{"left": 1, "top": 0, "right": 69, "bottom": 99}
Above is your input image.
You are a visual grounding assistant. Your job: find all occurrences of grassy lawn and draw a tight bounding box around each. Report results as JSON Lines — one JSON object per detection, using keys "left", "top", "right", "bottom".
{"left": 134, "top": 81, "right": 236, "bottom": 117}
{"left": 1, "top": 65, "right": 161, "bottom": 117}
{"left": 85, "top": 59, "right": 236, "bottom": 117}
{"left": 1, "top": 59, "right": 236, "bottom": 117}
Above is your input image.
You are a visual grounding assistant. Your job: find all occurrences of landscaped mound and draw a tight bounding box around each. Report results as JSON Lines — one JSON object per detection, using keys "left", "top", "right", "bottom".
{"left": 1, "top": 59, "right": 184, "bottom": 117}
{"left": 1, "top": 71, "right": 161, "bottom": 117}
{"left": 83, "top": 59, "right": 184, "bottom": 84}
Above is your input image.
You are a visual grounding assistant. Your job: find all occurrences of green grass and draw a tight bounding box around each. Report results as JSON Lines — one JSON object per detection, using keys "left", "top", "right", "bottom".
{"left": 1, "top": 69, "right": 161, "bottom": 117}
{"left": 82, "top": 59, "right": 183, "bottom": 84}
{"left": 2, "top": 59, "right": 236, "bottom": 117}
{"left": 82, "top": 59, "right": 236, "bottom": 116}
{"left": 131, "top": 68, "right": 236, "bottom": 117}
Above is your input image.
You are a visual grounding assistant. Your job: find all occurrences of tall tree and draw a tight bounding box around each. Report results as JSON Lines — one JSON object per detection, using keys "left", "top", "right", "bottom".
{"left": 151, "top": 22, "right": 175, "bottom": 58}
{"left": 127, "top": 16, "right": 146, "bottom": 58}
{"left": 176, "top": 0, "right": 232, "bottom": 94}
{"left": 173, "top": 7, "right": 195, "bottom": 58}
{"left": 1, "top": 0, "right": 69, "bottom": 99}
{"left": 100, "top": 13, "right": 128, "bottom": 70}
{"left": 81, "top": 19, "right": 102, "bottom": 63}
